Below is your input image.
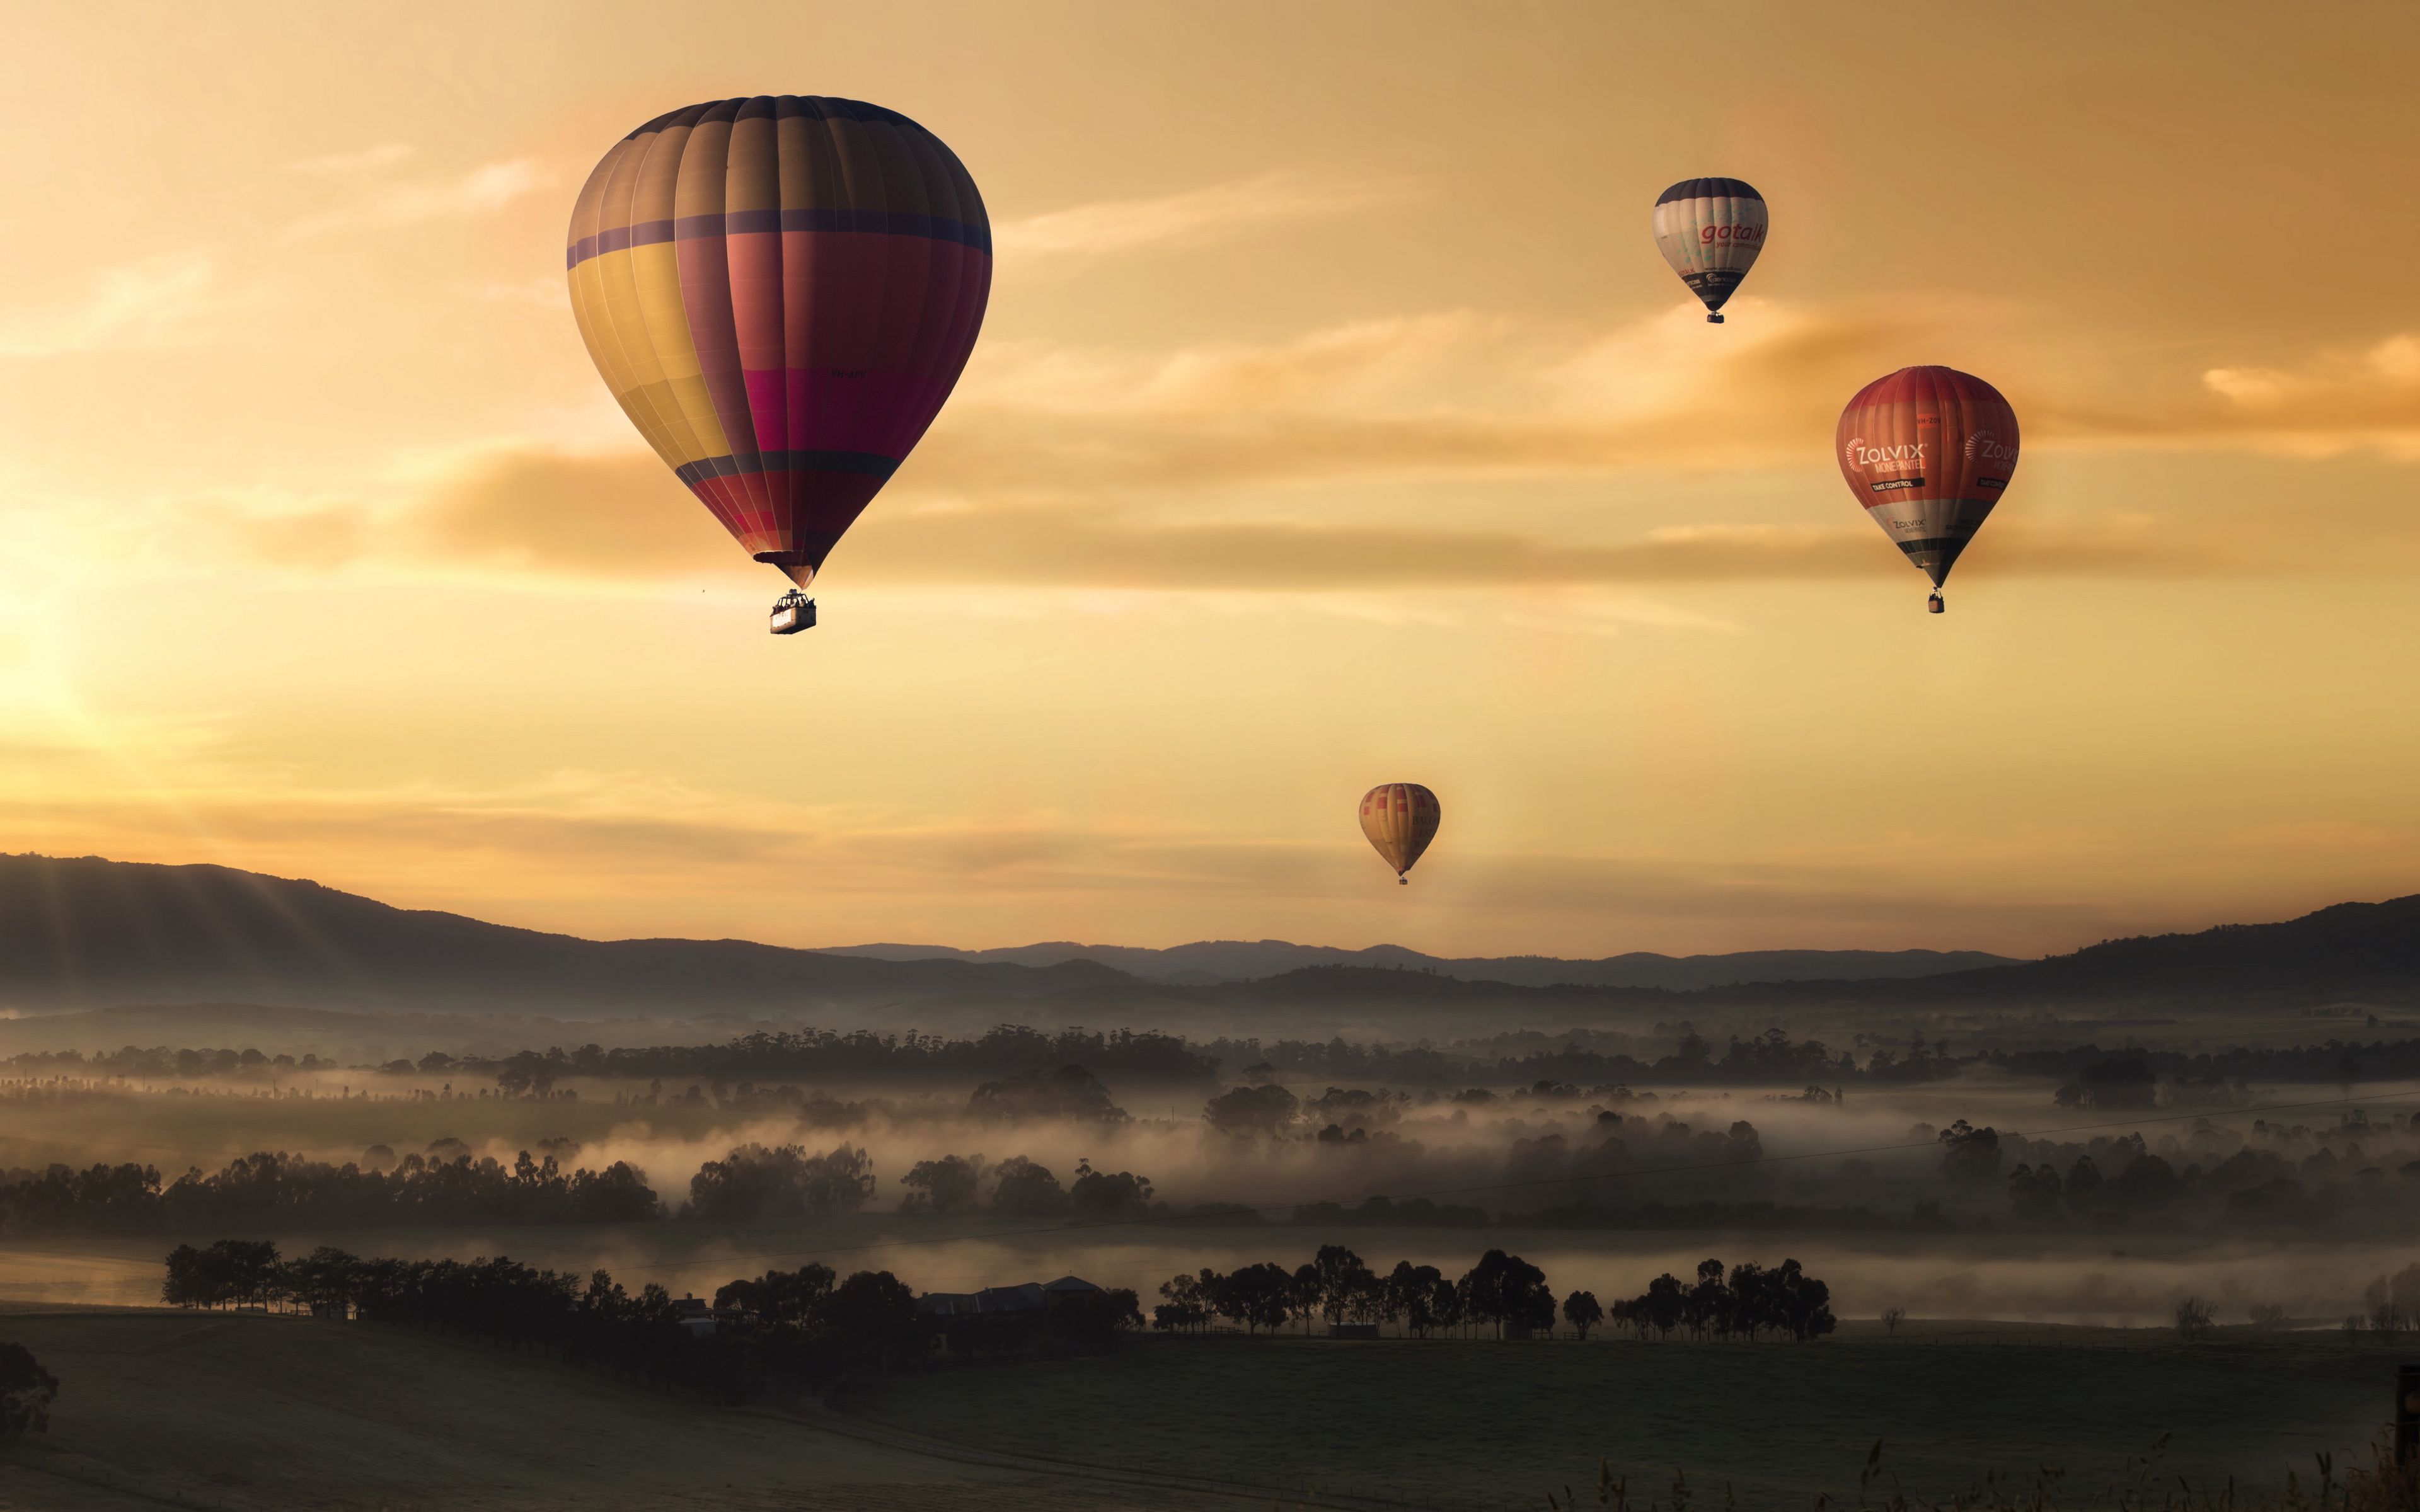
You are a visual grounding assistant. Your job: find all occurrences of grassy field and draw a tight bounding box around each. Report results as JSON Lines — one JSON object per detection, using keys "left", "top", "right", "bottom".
{"left": 867, "top": 1324, "right": 2393, "bottom": 1511}
{"left": 0, "top": 1309, "right": 1226, "bottom": 1512}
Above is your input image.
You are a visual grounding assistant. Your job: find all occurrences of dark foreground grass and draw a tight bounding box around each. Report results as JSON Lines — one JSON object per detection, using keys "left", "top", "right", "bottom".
{"left": 868, "top": 1326, "right": 2389, "bottom": 1511}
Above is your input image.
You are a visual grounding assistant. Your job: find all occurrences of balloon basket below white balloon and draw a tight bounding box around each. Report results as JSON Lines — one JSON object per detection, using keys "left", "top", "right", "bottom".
{"left": 1927, "top": 593, "right": 1945, "bottom": 615}
{"left": 1707, "top": 312, "right": 1724, "bottom": 324}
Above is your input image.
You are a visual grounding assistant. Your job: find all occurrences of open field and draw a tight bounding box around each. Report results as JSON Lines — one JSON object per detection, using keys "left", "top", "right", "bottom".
{"left": 869, "top": 1326, "right": 2393, "bottom": 1511}
{"left": 0, "top": 1308, "right": 1268, "bottom": 1512}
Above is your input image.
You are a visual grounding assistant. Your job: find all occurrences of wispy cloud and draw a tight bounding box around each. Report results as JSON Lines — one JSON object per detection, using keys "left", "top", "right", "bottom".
{"left": 164, "top": 302, "right": 2420, "bottom": 592}
{"left": 993, "top": 171, "right": 1409, "bottom": 265}
{"left": 0, "top": 253, "right": 220, "bottom": 359}
{"left": 2193, "top": 333, "right": 2420, "bottom": 456}
{"left": 284, "top": 158, "right": 550, "bottom": 238}
{"left": 285, "top": 142, "right": 416, "bottom": 176}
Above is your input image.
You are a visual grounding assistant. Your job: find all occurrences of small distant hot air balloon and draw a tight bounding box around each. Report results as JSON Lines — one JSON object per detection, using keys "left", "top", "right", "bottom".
{"left": 567, "top": 98, "right": 991, "bottom": 634}
{"left": 1359, "top": 784, "right": 1441, "bottom": 886}
{"left": 1652, "top": 178, "right": 1766, "bottom": 323}
{"left": 1835, "top": 366, "right": 2020, "bottom": 614}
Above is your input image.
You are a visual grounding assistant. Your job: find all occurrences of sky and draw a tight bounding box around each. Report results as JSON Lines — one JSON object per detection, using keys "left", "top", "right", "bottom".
{"left": 5, "top": 1, "right": 2420, "bottom": 958}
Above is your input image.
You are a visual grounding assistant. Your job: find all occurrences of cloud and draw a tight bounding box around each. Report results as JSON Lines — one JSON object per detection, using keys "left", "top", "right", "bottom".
{"left": 0, "top": 253, "right": 218, "bottom": 358}
{"left": 2191, "top": 333, "right": 2420, "bottom": 455}
{"left": 992, "top": 171, "right": 1408, "bottom": 265}
{"left": 180, "top": 303, "right": 2420, "bottom": 592}
{"left": 284, "top": 158, "right": 550, "bottom": 238}
{"left": 285, "top": 143, "right": 416, "bottom": 176}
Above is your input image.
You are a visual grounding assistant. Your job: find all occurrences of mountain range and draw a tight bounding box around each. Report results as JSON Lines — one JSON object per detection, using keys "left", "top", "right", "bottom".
{"left": 828, "top": 939, "right": 2017, "bottom": 989}
{"left": 3, "top": 852, "right": 2417, "bottom": 1028}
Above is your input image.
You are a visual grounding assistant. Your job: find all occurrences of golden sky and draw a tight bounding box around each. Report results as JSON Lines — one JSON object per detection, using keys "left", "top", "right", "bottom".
{"left": 6, "top": 1, "right": 2420, "bottom": 959}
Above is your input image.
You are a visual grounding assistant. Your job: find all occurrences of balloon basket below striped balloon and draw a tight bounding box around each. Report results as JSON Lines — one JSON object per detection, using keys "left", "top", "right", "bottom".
{"left": 770, "top": 592, "right": 817, "bottom": 636}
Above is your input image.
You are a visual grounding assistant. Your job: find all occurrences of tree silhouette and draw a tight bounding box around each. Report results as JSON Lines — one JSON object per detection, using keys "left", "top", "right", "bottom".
{"left": 0, "top": 1343, "right": 57, "bottom": 1441}
{"left": 1562, "top": 1290, "right": 1603, "bottom": 1340}
{"left": 987, "top": 1155, "right": 1070, "bottom": 1216}
{"left": 897, "top": 1154, "right": 986, "bottom": 1213}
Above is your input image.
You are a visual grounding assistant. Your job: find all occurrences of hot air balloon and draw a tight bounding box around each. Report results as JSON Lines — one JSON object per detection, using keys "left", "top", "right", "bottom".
{"left": 1359, "top": 784, "right": 1441, "bottom": 885}
{"left": 1835, "top": 366, "right": 2020, "bottom": 614}
{"left": 1652, "top": 178, "right": 1766, "bottom": 323}
{"left": 566, "top": 98, "right": 991, "bottom": 634}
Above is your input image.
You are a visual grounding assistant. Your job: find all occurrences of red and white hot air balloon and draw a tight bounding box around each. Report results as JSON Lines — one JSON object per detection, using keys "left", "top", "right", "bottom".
{"left": 1652, "top": 178, "right": 1767, "bottom": 324}
{"left": 1835, "top": 366, "right": 2020, "bottom": 614}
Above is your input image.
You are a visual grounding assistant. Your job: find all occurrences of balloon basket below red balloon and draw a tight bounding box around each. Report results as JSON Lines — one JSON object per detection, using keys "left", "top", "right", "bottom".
{"left": 770, "top": 592, "right": 817, "bottom": 635}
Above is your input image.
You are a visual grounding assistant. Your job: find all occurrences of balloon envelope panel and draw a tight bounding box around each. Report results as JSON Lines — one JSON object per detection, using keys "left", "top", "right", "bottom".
{"left": 567, "top": 98, "right": 991, "bottom": 587}
{"left": 1652, "top": 178, "right": 1766, "bottom": 313}
{"left": 1359, "top": 783, "right": 1443, "bottom": 878}
{"left": 1835, "top": 365, "right": 2019, "bottom": 588}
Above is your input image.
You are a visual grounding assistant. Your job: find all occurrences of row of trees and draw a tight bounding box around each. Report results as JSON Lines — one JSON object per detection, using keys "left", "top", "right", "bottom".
{"left": 1608, "top": 1258, "right": 1838, "bottom": 1342}
{"left": 0, "top": 1149, "right": 658, "bottom": 1236}
{"left": 1, "top": 1140, "right": 1163, "bottom": 1235}
{"left": 25, "top": 1026, "right": 2420, "bottom": 1099}
{"left": 1150, "top": 1247, "right": 1835, "bottom": 1343}
{"left": 158, "top": 1240, "right": 1142, "bottom": 1405}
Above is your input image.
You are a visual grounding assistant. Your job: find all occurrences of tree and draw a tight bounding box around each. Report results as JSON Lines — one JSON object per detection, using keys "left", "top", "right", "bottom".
{"left": 1288, "top": 1262, "right": 1323, "bottom": 1334}
{"left": 2175, "top": 1296, "right": 2216, "bottom": 1338}
{"left": 1155, "top": 1271, "right": 1212, "bottom": 1333}
{"left": 2007, "top": 1163, "right": 2064, "bottom": 1223}
{"left": 1311, "top": 1245, "right": 1375, "bottom": 1327}
{"left": 1460, "top": 1250, "right": 1550, "bottom": 1339}
{"left": 1563, "top": 1290, "right": 1603, "bottom": 1341}
{"left": 2064, "top": 1155, "right": 2107, "bottom": 1219}
{"left": 1936, "top": 1121, "right": 2003, "bottom": 1185}
{"left": 686, "top": 1144, "right": 873, "bottom": 1222}
{"left": 967, "top": 1065, "right": 1130, "bottom": 1125}
{"left": 1429, "top": 1272, "right": 1466, "bottom": 1339}
{"left": 898, "top": 1155, "right": 986, "bottom": 1213}
{"left": 1210, "top": 1263, "right": 1293, "bottom": 1336}
{"left": 2061, "top": 1057, "right": 2158, "bottom": 1111}
{"left": 1203, "top": 1083, "right": 1299, "bottom": 1137}
{"left": 1066, "top": 1161, "right": 1154, "bottom": 1220}
{"left": 1881, "top": 1305, "right": 1906, "bottom": 1337}
{"left": 2248, "top": 1302, "right": 2288, "bottom": 1331}
{"left": 0, "top": 1343, "right": 57, "bottom": 1442}
{"left": 714, "top": 1263, "right": 834, "bottom": 1324}
{"left": 988, "top": 1156, "right": 1070, "bottom": 1217}
{"left": 1387, "top": 1261, "right": 1444, "bottom": 1337}
{"left": 819, "top": 1270, "right": 928, "bottom": 1375}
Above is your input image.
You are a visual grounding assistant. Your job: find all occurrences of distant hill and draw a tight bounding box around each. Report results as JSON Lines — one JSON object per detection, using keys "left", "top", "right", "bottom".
{"left": 1714, "top": 895, "right": 2420, "bottom": 1008}
{"left": 831, "top": 939, "right": 2020, "bottom": 989}
{"left": 0, "top": 853, "right": 1132, "bottom": 1016}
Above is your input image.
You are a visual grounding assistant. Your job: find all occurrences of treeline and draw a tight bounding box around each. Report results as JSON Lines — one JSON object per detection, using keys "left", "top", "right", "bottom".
{"left": 1607, "top": 1257, "right": 1838, "bottom": 1341}
{"left": 158, "top": 1240, "right": 1141, "bottom": 1405}
{"left": 1213, "top": 1028, "right": 2420, "bottom": 1092}
{"left": 28, "top": 1026, "right": 2420, "bottom": 1097}
{"left": 0, "top": 1139, "right": 1156, "bottom": 1237}
{"left": 1149, "top": 1244, "right": 1835, "bottom": 1343}
{"left": 4, "top": 1046, "right": 341, "bottom": 1080}
{"left": 0, "top": 1149, "right": 657, "bottom": 1237}
{"left": 461, "top": 1028, "right": 1215, "bottom": 1092}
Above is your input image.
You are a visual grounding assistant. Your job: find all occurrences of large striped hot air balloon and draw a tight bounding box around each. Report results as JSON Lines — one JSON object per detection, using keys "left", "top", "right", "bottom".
{"left": 1359, "top": 784, "right": 1441, "bottom": 886}
{"left": 1652, "top": 178, "right": 1766, "bottom": 324}
{"left": 1835, "top": 366, "right": 2020, "bottom": 614}
{"left": 567, "top": 97, "right": 991, "bottom": 634}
